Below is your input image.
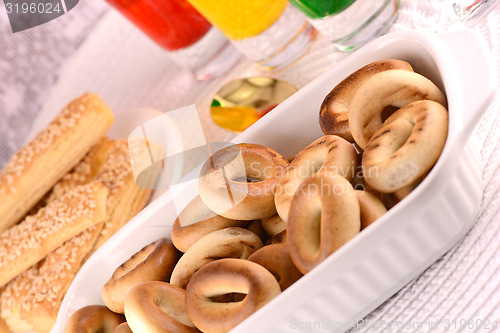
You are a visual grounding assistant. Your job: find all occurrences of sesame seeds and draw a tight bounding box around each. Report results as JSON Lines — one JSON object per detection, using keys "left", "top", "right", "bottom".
{"left": 0, "top": 93, "right": 100, "bottom": 196}
{"left": 46, "top": 138, "right": 112, "bottom": 203}
{"left": 1, "top": 225, "right": 100, "bottom": 320}
{"left": 0, "top": 139, "right": 139, "bottom": 324}
{"left": 0, "top": 181, "right": 104, "bottom": 278}
{"left": 95, "top": 141, "right": 133, "bottom": 209}
{"left": 0, "top": 131, "right": 151, "bottom": 328}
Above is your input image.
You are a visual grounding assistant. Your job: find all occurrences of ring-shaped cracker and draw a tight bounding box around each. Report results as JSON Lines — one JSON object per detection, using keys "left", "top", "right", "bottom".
{"left": 355, "top": 190, "right": 387, "bottom": 229}
{"left": 124, "top": 281, "right": 198, "bottom": 333}
{"left": 199, "top": 144, "right": 288, "bottom": 220}
{"left": 320, "top": 59, "right": 414, "bottom": 142}
{"left": 287, "top": 173, "right": 360, "bottom": 274}
{"left": 247, "top": 244, "right": 303, "bottom": 291}
{"left": 65, "top": 305, "right": 124, "bottom": 333}
{"left": 362, "top": 100, "right": 448, "bottom": 193}
{"left": 171, "top": 196, "right": 247, "bottom": 253}
{"left": 275, "top": 135, "right": 357, "bottom": 222}
{"left": 261, "top": 214, "right": 286, "bottom": 237}
{"left": 113, "top": 323, "right": 133, "bottom": 333}
{"left": 349, "top": 69, "right": 447, "bottom": 149}
{"left": 185, "top": 258, "right": 281, "bottom": 333}
{"left": 102, "top": 238, "right": 180, "bottom": 314}
{"left": 170, "top": 227, "right": 262, "bottom": 289}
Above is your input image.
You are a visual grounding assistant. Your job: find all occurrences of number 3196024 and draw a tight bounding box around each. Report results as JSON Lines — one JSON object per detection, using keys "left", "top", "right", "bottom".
{"left": 5, "top": 2, "right": 63, "bottom": 14}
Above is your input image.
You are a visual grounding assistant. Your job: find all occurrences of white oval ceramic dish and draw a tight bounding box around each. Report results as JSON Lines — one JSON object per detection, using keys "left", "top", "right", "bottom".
{"left": 51, "top": 28, "right": 495, "bottom": 333}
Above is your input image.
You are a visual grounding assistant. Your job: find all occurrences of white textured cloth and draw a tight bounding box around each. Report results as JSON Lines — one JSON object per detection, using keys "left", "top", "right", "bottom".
{"left": 0, "top": 0, "right": 108, "bottom": 166}
{"left": 0, "top": 1, "right": 499, "bottom": 332}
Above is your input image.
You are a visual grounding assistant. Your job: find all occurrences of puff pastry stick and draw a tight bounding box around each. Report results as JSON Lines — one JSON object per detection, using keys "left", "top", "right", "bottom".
{"left": 90, "top": 140, "right": 154, "bottom": 252}
{"left": 0, "top": 181, "right": 108, "bottom": 288}
{"left": 0, "top": 92, "right": 114, "bottom": 232}
{"left": 1, "top": 225, "right": 103, "bottom": 333}
{"left": 0, "top": 290, "right": 9, "bottom": 333}
{"left": 0, "top": 141, "right": 153, "bottom": 332}
{"left": 46, "top": 138, "right": 153, "bottom": 257}
{"left": 0, "top": 141, "right": 109, "bottom": 332}
{"left": 46, "top": 137, "right": 113, "bottom": 202}
{"left": 0, "top": 275, "right": 35, "bottom": 332}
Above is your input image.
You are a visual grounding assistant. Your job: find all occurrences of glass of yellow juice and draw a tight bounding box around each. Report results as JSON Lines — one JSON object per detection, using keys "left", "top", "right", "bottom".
{"left": 186, "top": 0, "right": 316, "bottom": 70}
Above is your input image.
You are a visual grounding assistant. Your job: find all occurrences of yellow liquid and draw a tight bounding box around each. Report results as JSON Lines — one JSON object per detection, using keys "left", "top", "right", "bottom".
{"left": 210, "top": 106, "right": 260, "bottom": 132}
{"left": 187, "top": 0, "right": 288, "bottom": 40}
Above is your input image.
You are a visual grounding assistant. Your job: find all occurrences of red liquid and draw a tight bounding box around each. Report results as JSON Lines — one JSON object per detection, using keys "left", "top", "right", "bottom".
{"left": 105, "top": 0, "right": 212, "bottom": 51}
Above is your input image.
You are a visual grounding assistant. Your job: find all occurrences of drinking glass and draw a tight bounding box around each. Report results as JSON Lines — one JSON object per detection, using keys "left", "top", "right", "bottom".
{"left": 409, "top": 0, "right": 499, "bottom": 31}
{"left": 104, "top": 0, "right": 242, "bottom": 80}
{"left": 288, "top": 0, "right": 400, "bottom": 51}
{"left": 185, "top": 0, "right": 317, "bottom": 70}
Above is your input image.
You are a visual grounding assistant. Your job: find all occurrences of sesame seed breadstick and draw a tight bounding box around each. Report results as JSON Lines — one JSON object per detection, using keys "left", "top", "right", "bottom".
{"left": 0, "top": 181, "right": 108, "bottom": 288}
{"left": 25, "top": 137, "right": 113, "bottom": 216}
{"left": 0, "top": 92, "right": 114, "bottom": 232}
{"left": 89, "top": 140, "right": 154, "bottom": 252}
{"left": 45, "top": 137, "right": 113, "bottom": 203}
{"left": 0, "top": 225, "right": 104, "bottom": 333}
{"left": 0, "top": 273, "right": 35, "bottom": 332}
{"left": 0, "top": 290, "right": 9, "bottom": 333}
{"left": 46, "top": 138, "right": 154, "bottom": 258}
{"left": 0, "top": 140, "right": 154, "bottom": 332}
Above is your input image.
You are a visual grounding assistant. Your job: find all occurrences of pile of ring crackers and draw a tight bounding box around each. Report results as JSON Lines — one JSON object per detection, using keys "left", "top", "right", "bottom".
{"left": 0, "top": 93, "right": 155, "bottom": 333}
{"left": 64, "top": 59, "right": 449, "bottom": 333}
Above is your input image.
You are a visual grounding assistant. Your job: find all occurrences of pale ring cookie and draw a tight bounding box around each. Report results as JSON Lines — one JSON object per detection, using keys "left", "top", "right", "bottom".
{"left": 198, "top": 143, "right": 288, "bottom": 220}
{"left": 124, "top": 281, "right": 198, "bottom": 333}
{"left": 170, "top": 227, "right": 262, "bottom": 289}
{"left": 102, "top": 238, "right": 180, "bottom": 314}
{"left": 319, "top": 59, "right": 413, "bottom": 142}
{"left": 287, "top": 173, "right": 360, "bottom": 273}
{"left": 185, "top": 258, "right": 281, "bottom": 333}
{"left": 355, "top": 190, "right": 387, "bottom": 229}
{"left": 362, "top": 100, "right": 448, "bottom": 193}
{"left": 275, "top": 135, "right": 357, "bottom": 222}
{"left": 349, "top": 69, "right": 447, "bottom": 149}
{"left": 171, "top": 195, "right": 247, "bottom": 253}
{"left": 65, "top": 305, "right": 124, "bottom": 333}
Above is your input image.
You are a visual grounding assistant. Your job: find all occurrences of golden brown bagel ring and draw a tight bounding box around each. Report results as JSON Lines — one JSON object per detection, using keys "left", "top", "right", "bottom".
{"left": 185, "top": 258, "right": 281, "bottom": 333}
{"left": 65, "top": 305, "right": 125, "bottom": 333}
{"left": 248, "top": 244, "right": 303, "bottom": 291}
{"left": 287, "top": 173, "right": 360, "bottom": 274}
{"left": 362, "top": 100, "right": 448, "bottom": 193}
{"left": 320, "top": 59, "right": 414, "bottom": 142}
{"left": 170, "top": 227, "right": 263, "bottom": 289}
{"left": 199, "top": 143, "right": 288, "bottom": 220}
{"left": 246, "top": 219, "right": 267, "bottom": 243}
{"left": 261, "top": 214, "right": 286, "bottom": 237}
{"left": 124, "top": 281, "right": 199, "bottom": 333}
{"left": 171, "top": 196, "right": 247, "bottom": 253}
{"left": 349, "top": 69, "right": 447, "bottom": 149}
{"left": 355, "top": 190, "right": 387, "bottom": 230}
{"left": 113, "top": 323, "right": 133, "bottom": 333}
{"left": 382, "top": 173, "right": 427, "bottom": 209}
{"left": 266, "top": 229, "right": 287, "bottom": 245}
{"left": 275, "top": 135, "right": 357, "bottom": 222}
{"left": 102, "top": 238, "right": 181, "bottom": 314}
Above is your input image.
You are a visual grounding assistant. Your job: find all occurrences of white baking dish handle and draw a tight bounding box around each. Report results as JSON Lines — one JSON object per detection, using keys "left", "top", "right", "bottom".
{"left": 439, "top": 28, "right": 496, "bottom": 141}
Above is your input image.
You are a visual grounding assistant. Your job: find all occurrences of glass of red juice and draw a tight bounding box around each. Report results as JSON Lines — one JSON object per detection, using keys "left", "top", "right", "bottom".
{"left": 104, "top": 0, "right": 241, "bottom": 79}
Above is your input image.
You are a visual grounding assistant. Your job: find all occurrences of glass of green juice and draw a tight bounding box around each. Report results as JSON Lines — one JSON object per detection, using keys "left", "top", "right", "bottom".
{"left": 288, "top": 0, "right": 400, "bottom": 51}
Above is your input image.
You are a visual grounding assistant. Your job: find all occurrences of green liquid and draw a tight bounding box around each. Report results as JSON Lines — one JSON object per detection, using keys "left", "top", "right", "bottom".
{"left": 288, "top": 0, "right": 357, "bottom": 19}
